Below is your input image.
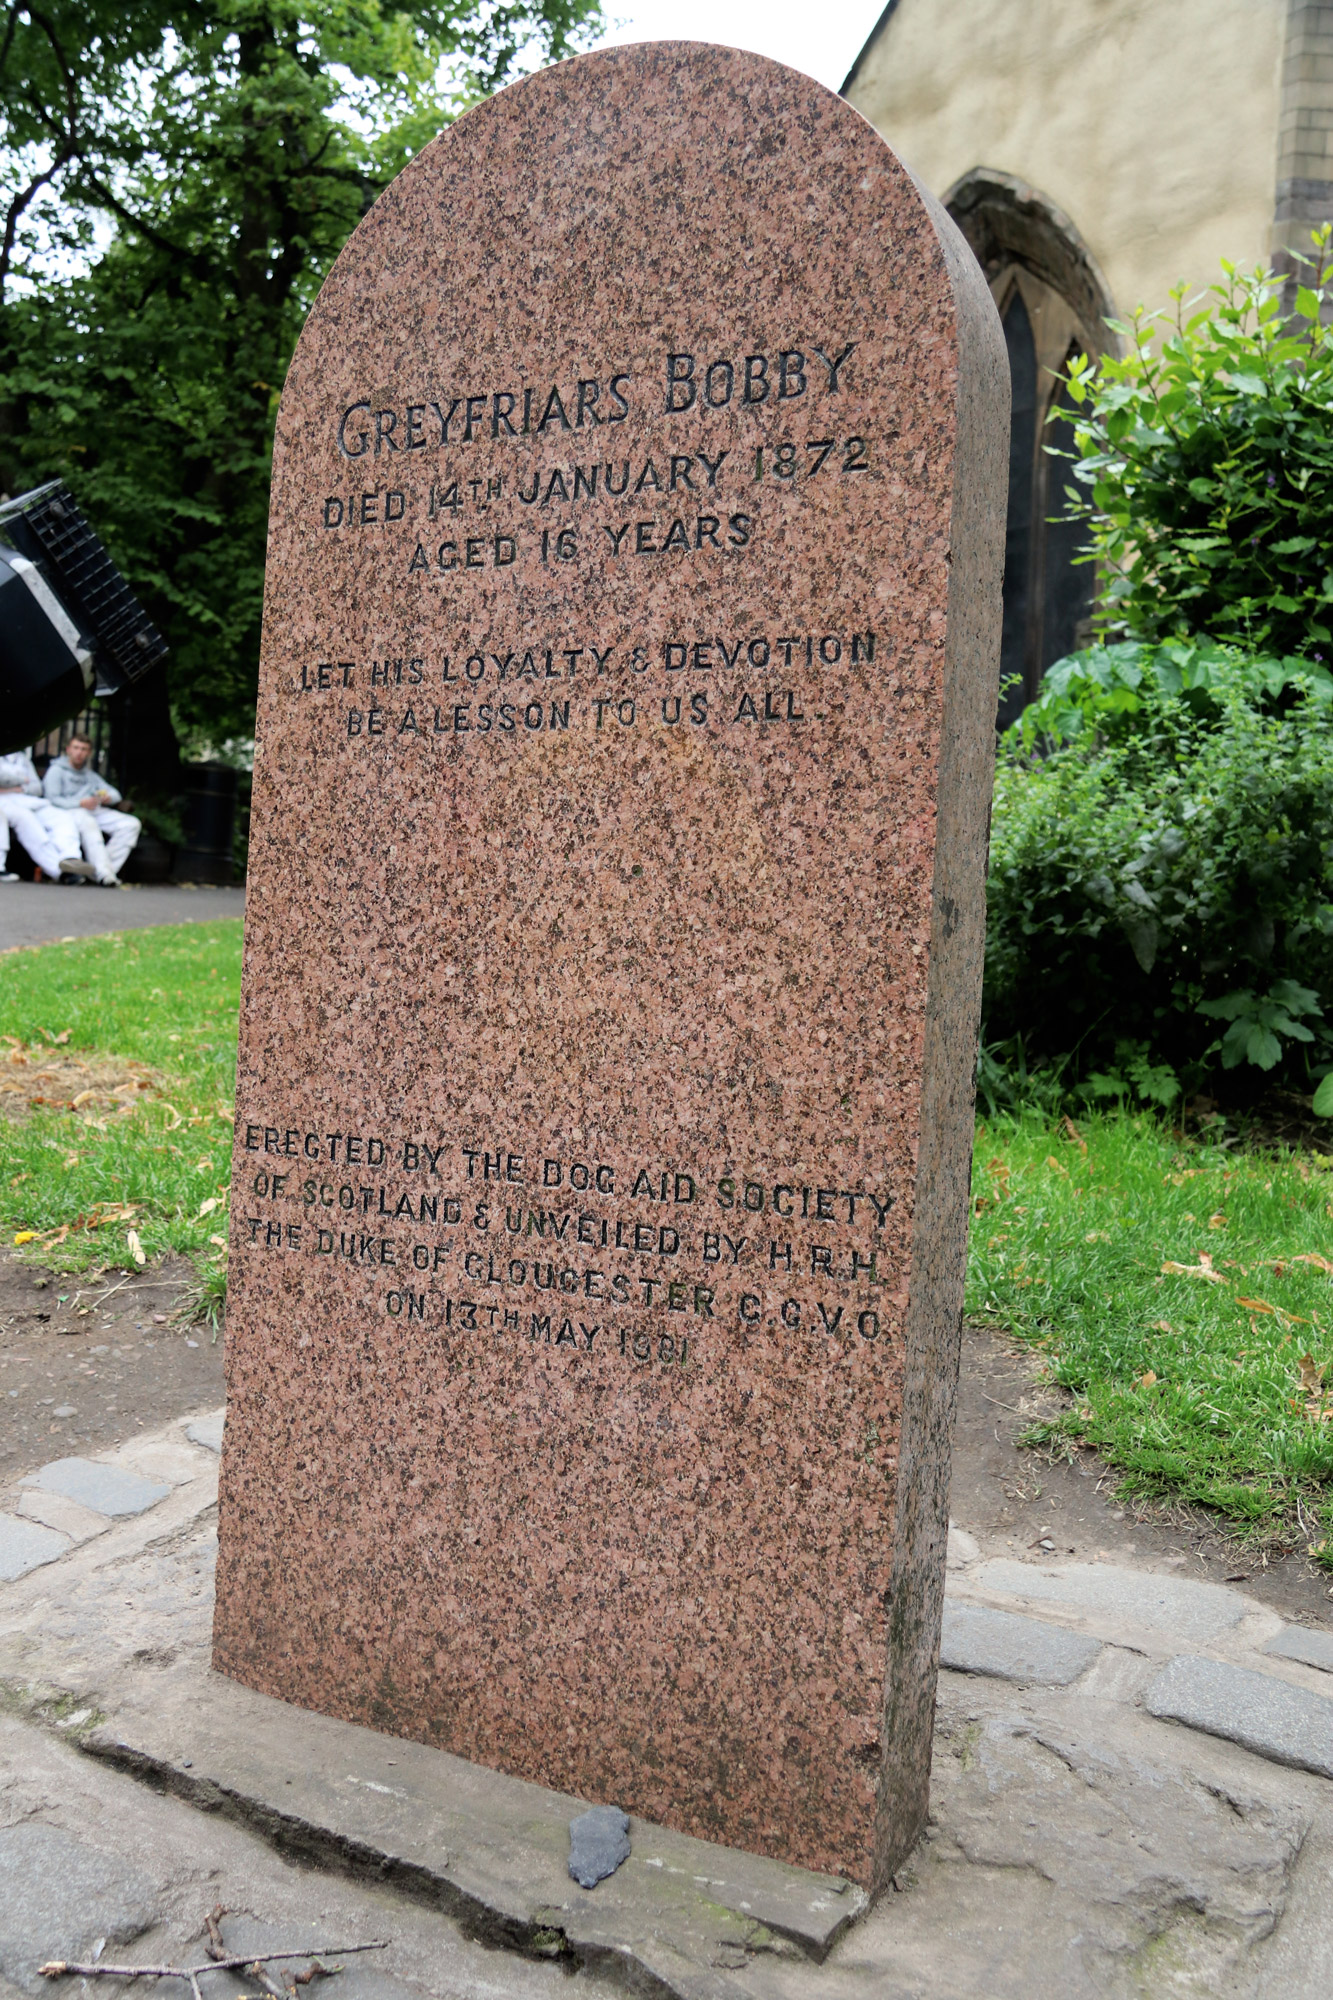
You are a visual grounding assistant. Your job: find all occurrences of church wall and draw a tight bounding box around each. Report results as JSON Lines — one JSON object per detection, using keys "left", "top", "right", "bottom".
{"left": 845, "top": 0, "right": 1286, "bottom": 323}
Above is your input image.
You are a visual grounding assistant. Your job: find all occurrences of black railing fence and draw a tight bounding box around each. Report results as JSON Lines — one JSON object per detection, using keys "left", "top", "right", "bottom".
{"left": 30, "top": 702, "right": 118, "bottom": 785}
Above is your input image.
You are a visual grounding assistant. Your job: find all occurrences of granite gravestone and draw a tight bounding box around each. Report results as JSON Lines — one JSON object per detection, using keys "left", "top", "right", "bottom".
{"left": 214, "top": 42, "right": 1006, "bottom": 1891}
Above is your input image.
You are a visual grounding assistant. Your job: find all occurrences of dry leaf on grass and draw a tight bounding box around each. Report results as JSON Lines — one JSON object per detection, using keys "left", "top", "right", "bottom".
{"left": 20, "top": 1202, "right": 140, "bottom": 1252}
{"left": 1161, "top": 1252, "right": 1227, "bottom": 1283}
{"left": 1292, "top": 1253, "right": 1333, "bottom": 1273}
{"left": 1295, "top": 1353, "right": 1333, "bottom": 1422}
{"left": 0, "top": 1049, "right": 159, "bottom": 1120}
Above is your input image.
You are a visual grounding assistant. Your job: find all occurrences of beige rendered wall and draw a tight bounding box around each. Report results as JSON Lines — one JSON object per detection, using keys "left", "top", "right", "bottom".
{"left": 845, "top": 0, "right": 1286, "bottom": 322}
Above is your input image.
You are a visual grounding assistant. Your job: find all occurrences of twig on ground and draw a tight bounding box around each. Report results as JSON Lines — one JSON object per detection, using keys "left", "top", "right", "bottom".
{"left": 244, "top": 1964, "right": 287, "bottom": 2000}
{"left": 39, "top": 1941, "right": 388, "bottom": 1984}
{"left": 87, "top": 1274, "right": 133, "bottom": 1307}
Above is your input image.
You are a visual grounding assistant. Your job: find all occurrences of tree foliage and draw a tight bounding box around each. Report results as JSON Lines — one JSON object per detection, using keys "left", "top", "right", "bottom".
{"left": 0, "top": 1, "right": 601, "bottom": 752}
{"left": 1062, "top": 231, "right": 1333, "bottom": 659}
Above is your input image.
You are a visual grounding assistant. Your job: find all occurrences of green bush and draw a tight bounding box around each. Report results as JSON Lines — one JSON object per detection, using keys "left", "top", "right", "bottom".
{"left": 1063, "top": 231, "right": 1333, "bottom": 657}
{"left": 982, "top": 639, "right": 1333, "bottom": 1108}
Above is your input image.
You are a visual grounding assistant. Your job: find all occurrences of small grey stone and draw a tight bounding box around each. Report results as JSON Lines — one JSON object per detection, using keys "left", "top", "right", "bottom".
{"left": 20, "top": 1457, "right": 169, "bottom": 1517}
{"left": 51, "top": 1406, "right": 76, "bottom": 1419}
{"left": 975, "top": 1558, "right": 1246, "bottom": 1643}
{"left": 1146, "top": 1654, "right": 1333, "bottom": 1778}
{"left": 0, "top": 1824, "right": 159, "bottom": 1994}
{"left": 186, "top": 1410, "right": 225, "bottom": 1454}
{"left": 1263, "top": 1624, "right": 1333, "bottom": 1674}
{"left": 0, "top": 1513, "right": 69, "bottom": 1582}
{"left": 568, "top": 1805, "right": 631, "bottom": 1889}
{"left": 940, "top": 1602, "right": 1101, "bottom": 1685}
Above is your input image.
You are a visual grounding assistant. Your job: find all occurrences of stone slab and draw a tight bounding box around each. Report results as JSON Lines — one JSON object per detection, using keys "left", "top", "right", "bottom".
{"left": 20, "top": 1457, "right": 170, "bottom": 1518}
{"left": 975, "top": 1558, "right": 1248, "bottom": 1643}
{"left": 0, "top": 1513, "right": 69, "bottom": 1581}
{"left": 939, "top": 1601, "right": 1102, "bottom": 1685}
{"left": 1264, "top": 1623, "right": 1333, "bottom": 1674}
{"left": 79, "top": 1668, "right": 867, "bottom": 1994}
{"left": 1146, "top": 1653, "right": 1333, "bottom": 1778}
{"left": 0, "top": 1713, "right": 646, "bottom": 2000}
{"left": 185, "top": 1409, "right": 225, "bottom": 1454}
{"left": 0, "top": 1822, "right": 160, "bottom": 1995}
{"left": 15, "top": 1488, "right": 111, "bottom": 1544}
{"left": 945, "top": 1523, "right": 980, "bottom": 1569}
{"left": 213, "top": 39, "right": 1007, "bottom": 1896}
{"left": 112, "top": 1433, "right": 216, "bottom": 1486}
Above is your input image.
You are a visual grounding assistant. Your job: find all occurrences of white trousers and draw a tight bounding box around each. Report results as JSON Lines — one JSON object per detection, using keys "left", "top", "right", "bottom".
{"left": 73, "top": 804, "right": 141, "bottom": 880}
{"left": 35, "top": 802, "right": 83, "bottom": 859}
{"left": 0, "top": 796, "right": 68, "bottom": 877}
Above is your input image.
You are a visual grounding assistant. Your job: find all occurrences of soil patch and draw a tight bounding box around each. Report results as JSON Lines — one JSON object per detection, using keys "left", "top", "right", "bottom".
{"left": 951, "top": 1319, "right": 1333, "bottom": 1629}
{"left": 0, "top": 1252, "right": 224, "bottom": 1483}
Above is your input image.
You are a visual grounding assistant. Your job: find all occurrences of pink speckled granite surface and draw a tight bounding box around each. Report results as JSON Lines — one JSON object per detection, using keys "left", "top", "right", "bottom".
{"left": 214, "top": 42, "right": 1007, "bottom": 1891}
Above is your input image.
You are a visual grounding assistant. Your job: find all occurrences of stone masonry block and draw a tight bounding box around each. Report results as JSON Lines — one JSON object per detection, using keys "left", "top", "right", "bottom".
{"left": 940, "top": 1603, "right": 1102, "bottom": 1686}
{"left": 1263, "top": 1625, "right": 1333, "bottom": 1675}
{"left": 0, "top": 1513, "right": 69, "bottom": 1582}
{"left": 974, "top": 1560, "right": 1246, "bottom": 1644}
{"left": 21, "top": 1457, "right": 170, "bottom": 1518}
{"left": 1146, "top": 1655, "right": 1333, "bottom": 1779}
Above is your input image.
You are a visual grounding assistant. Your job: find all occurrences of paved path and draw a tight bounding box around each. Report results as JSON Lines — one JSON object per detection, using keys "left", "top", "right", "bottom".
{"left": 2, "top": 1407, "right": 1332, "bottom": 1997}
{"left": 0, "top": 1713, "right": 623, "bottom": 2000}
{"left": 0, "top": 882, "right": 244, "bottom": 952}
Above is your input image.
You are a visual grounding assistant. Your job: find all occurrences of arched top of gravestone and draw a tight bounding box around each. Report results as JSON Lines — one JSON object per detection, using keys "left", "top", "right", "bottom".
{"left": 268, "top": 40, "right": 1001, "bottom": 618}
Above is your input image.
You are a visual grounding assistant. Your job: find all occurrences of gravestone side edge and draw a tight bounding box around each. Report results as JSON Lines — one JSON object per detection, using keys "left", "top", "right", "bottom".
{"left": 875, "top": 173, "right": 1008, "bottom": 1884}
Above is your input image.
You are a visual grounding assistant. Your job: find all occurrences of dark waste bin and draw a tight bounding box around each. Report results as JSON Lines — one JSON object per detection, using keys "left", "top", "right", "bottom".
{"left": 175, "top": 763, "right": 237, "bottom": 884}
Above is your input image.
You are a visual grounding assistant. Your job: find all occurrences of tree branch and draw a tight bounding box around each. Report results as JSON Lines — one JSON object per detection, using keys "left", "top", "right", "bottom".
{"left": 0, "top": 144, "right": 74, "bottom": 296}
{"left": 41, "top": 1942, "right": 389, "bottom": 1983}
{"left": 0, "top": 0, "right": 21, "bottom": 78}
{"left": 74, "top": 166, "right": 190, "bottom": 264}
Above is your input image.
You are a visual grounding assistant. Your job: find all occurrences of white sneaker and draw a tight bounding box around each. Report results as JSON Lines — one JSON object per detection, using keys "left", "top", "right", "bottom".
{"left": 59, "top": 857, "right": 97, "bottom": 880}
{"left": 96, "top": 874, "right": 121, "bottom": 888}
{"left": 0, "top": 871, "right": 18, "bottom": 883}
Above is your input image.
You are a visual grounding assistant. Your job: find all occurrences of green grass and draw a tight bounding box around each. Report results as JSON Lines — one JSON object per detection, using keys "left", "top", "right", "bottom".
{"left": 968, "top": 1111, "right": 1333, "bottom": 1550}
{"left": 0, "top": 920, "right": 242, "bottom": 1274}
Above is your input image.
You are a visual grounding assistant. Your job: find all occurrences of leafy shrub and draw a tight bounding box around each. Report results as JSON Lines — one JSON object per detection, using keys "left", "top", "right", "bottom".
{"left": 983, "top": 639, "right": 1333, "bottom": 1106}
{"left": 1062, "top": 231, "right": 1333, "bottom": 657}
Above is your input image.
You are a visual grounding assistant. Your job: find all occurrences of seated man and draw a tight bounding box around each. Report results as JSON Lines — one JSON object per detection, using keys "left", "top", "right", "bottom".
{"left": 42, "top": 734, "right": 141, "bottom": 887}
{"left": 0, "top": 748, "right": 95, "bottom": 881}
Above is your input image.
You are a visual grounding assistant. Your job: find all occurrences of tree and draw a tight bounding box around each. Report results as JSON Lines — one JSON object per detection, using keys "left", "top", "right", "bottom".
{"left": 0, "top": 1, "right": 601, "bottom": 773}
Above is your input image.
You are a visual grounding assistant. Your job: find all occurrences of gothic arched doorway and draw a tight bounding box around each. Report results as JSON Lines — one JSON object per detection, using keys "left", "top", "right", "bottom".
{"left": 945, "top": 170, "right": 1117, "bottom": 728}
